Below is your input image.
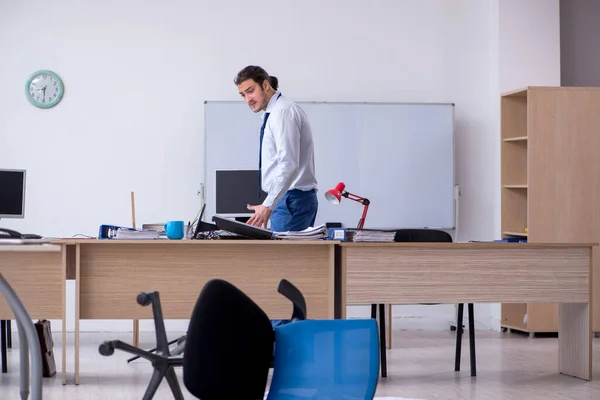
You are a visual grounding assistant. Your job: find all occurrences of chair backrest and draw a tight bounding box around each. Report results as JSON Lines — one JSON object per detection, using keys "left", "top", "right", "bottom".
{"left": 394, "top": 228, "right": 453, "bottom": 242}
{"left": 395, "top": 229, "right": 452, "bottom": 306}
{"left": 267, "top": 319, "right": 379, "bottom": 400}
{"left": 183, "top": 279, "right": 275, "bottom": 400}
{"left": 277, "top": 279, "right": 307, "bottom": 321}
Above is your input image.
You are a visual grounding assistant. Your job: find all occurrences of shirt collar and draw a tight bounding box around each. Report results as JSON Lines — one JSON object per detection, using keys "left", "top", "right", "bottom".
{"left": 265, "top": 91, "right": 281, "bottom": 114}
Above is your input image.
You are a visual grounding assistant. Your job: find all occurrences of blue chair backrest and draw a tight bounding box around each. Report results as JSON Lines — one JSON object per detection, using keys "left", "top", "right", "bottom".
{"left": 267, "top": 319, "right": 379, "bottom": 400}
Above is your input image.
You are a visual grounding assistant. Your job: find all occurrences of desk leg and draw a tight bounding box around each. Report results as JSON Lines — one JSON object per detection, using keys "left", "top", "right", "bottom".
{"left": 133, "top": 320, "right": 139, "bottom": 347}
{"left": 75, "top": 244, "right": 80, "bottom": 385}
{"left": 62, "top": 315, "right": 67, "bottom": 385}
{"left": 62, "top": 246, "right": 67, "bottom": 385}
{"left": 558, "top": 303, "right": 591, "bottom": 380}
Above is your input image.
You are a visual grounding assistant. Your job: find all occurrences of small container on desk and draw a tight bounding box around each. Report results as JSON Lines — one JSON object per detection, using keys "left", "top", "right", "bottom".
{"left": 327, "top": 228, "right": 347, "bottom": 241}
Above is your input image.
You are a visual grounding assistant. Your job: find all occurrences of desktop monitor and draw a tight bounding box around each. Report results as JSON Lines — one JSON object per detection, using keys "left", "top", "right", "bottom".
{"left": 0, "top": 169, "right": 26, "bottom": 219}
{"left": 216, "top": 170, "right": 267, "bottom": 215}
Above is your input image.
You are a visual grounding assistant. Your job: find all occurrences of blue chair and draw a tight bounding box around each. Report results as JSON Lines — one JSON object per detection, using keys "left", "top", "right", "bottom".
{"left": 267, "top": 319, "right": 379, "bottom": 400}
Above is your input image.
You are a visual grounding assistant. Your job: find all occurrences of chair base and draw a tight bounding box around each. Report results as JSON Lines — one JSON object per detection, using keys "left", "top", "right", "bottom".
{"left": 126, "top": 335, "right": 186, "bottom": 363}
{"left": 98, "top": 291, "right": 185, "bottom": 400}
{"left": 100, "top": 340, "right": 185, "bottom": 399}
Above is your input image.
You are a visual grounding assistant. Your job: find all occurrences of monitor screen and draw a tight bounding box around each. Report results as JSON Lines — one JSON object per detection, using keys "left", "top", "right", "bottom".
{"left": 216, "top": 170, "right": 267, "bottom": 214}
{"left": 0, "top": 169, "right": 26, "bottom": 218}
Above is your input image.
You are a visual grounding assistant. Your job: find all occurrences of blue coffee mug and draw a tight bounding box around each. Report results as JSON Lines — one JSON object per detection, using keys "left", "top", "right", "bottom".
{"left": 164, "top": 221, "right": 184, "bottom": 240}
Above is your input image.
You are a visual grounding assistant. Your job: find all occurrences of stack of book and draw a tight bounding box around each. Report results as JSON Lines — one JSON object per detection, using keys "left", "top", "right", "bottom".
{"left": 273, "top": 224, "right": 327, "bottom": 240}
{"left": 99, "top": 224, "right": 161, "bottom": 240}
{"left": 114, "top": 228, "right": 160, "bottom": 240}
{"left": 346, "top": 229, "right": 396, "bottom": 242}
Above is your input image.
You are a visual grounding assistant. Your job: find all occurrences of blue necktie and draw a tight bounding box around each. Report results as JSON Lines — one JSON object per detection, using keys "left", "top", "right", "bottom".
{"left": 258, "top": 112, "right": 270, "bottom": 193}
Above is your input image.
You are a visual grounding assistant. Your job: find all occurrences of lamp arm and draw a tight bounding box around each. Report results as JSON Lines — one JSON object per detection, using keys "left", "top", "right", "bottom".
{"left": 357, "top": 203, "right": 369, "bottom": 229}
{"left": 342, "top": 191, "right": 370, "bottom": 206}
{"left": 342, "top": 191, "right": 370, "bottom": 229}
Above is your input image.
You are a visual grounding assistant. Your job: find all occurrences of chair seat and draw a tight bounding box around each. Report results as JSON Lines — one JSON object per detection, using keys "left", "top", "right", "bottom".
{"left": 267, "top": 319, "right": 379, "bottom": 400}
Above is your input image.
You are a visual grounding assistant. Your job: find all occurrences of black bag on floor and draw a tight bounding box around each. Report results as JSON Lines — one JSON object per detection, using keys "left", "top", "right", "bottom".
{"left": 35, "top": 320, "right": 56, "bottom": 378}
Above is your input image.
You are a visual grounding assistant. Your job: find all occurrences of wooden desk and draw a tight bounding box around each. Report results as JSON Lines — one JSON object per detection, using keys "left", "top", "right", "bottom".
{"left": 0, "top": 244, "right": 67, "bottom": 384}
{"left": 338, "top": 242, "right": 594, "bottom": 381}
{"left": 61, "top": 239, "right": 336, "bottom": 384}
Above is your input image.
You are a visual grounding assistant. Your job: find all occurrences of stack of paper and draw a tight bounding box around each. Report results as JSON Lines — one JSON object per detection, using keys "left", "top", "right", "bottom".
{"left": 273, "top": 224, "right": 327, "bottom": 240}
{"left": 346, "top": 229, "right": 395, "bottom": 242}
{"left": 114, "top": 228, "right": 160, "bottom": 240}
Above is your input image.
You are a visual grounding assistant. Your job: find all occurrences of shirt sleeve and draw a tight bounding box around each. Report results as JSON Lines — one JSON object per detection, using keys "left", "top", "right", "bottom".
{"left": 262, "top": 107, "right": 301, "bottom": 209}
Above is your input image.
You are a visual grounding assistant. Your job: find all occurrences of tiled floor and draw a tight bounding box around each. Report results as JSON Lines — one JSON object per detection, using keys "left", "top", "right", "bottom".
{"left": 0, "top": 329, "right": 599, "bottom": 399}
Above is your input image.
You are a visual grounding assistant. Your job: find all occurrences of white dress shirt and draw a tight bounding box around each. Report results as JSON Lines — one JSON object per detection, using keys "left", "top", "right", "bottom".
{"left": 260, "top": 91, "right": 318, "bottom": 209}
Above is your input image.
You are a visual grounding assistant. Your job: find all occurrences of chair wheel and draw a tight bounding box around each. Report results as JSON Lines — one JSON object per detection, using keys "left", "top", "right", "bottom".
{"left": 137, "top": 292, "right": 152, "bottom": 306}
{"left": 99, "top": 342, "right": 114, "bottom": 356}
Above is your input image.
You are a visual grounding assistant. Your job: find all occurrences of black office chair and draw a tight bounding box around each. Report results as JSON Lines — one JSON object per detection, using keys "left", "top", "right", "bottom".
{"left": 124, "top": 279, "right": 306, "bottom": 367}
{"left": 372, "top": 229, "right": 476, "bottom": 378}
{"left": 99, "top": 279, "right": 306, "bottom": 400}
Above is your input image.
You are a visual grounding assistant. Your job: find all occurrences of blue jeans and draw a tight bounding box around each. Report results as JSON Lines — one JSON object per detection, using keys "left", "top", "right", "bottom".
{"left": 269, "top": 189, "right": 317, "bottom": 328}
{"left": 270, "top": 189, "right": 318, "bottom": 232}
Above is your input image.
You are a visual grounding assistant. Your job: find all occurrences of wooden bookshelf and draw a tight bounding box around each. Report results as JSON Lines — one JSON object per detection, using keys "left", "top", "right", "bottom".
{"left": 500, "top": 86, "right": 600, "bottom": 336}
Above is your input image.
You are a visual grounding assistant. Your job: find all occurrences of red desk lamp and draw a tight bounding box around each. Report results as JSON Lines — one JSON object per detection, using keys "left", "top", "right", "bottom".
{"left": 324, "top": 182, "right": 370, "bottom": 229}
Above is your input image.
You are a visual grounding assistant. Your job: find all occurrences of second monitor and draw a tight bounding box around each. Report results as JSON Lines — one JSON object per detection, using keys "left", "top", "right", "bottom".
{"left": 216, "top": 170, "right": 268, "bottom": 217}
{"left": 0, "top": 169, "right": 26, "bottom": 219}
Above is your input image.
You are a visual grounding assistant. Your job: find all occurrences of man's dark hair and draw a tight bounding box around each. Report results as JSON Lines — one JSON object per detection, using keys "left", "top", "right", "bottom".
{"left": 234, "top": 65, "right": 278, "bottom": 91}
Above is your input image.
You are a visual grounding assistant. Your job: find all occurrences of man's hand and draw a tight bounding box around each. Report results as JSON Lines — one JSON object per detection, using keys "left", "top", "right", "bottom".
{"left": 246, "top": 204, "right": 272, "bottom": 229}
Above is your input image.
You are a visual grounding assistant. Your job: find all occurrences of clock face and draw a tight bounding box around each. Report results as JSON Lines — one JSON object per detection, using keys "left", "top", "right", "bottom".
{"left": 25, "top": 70, "right": 64, "bottom": 109}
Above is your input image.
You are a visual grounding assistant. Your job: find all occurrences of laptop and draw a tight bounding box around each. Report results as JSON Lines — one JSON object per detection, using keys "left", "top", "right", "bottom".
{"left": 192, "top": 204, "right": 220, "bottom": 239}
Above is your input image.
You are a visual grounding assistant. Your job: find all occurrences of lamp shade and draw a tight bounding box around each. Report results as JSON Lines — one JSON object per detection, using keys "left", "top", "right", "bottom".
{"left": 325, "top": 182, "right": 345, "bottom": 205}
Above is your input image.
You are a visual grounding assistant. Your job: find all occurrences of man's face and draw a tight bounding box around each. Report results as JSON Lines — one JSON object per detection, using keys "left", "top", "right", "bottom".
{"left": 237, "top": 79, "right": 268, "bottom": 113}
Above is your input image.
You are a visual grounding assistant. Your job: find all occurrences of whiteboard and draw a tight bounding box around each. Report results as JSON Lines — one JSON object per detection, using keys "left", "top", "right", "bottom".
{"left": 204, "top": 101, "right": 455, "bottom": 230}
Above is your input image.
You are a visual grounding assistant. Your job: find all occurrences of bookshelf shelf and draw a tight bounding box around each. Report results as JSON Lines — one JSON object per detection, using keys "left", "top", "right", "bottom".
{"left": 500, "top": 86, "right": 600, "bottom": 336}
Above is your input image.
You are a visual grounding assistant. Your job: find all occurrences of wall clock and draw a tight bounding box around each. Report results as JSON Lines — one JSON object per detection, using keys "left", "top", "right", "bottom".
{"left": 25, "top": 70, "right": 64, "bottom": 109}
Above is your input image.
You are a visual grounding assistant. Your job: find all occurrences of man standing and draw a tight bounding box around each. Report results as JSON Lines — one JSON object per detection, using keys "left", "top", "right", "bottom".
{"left": 235, "top": 65, "right": 318, "bottom": 232}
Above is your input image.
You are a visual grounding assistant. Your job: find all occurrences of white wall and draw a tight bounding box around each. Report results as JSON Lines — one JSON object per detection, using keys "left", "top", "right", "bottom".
{"left": 499, "top": 0, "right": 562, "bottom": 92}
{"left": 0, "top": 0, "right": 560, "bottom": 332}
